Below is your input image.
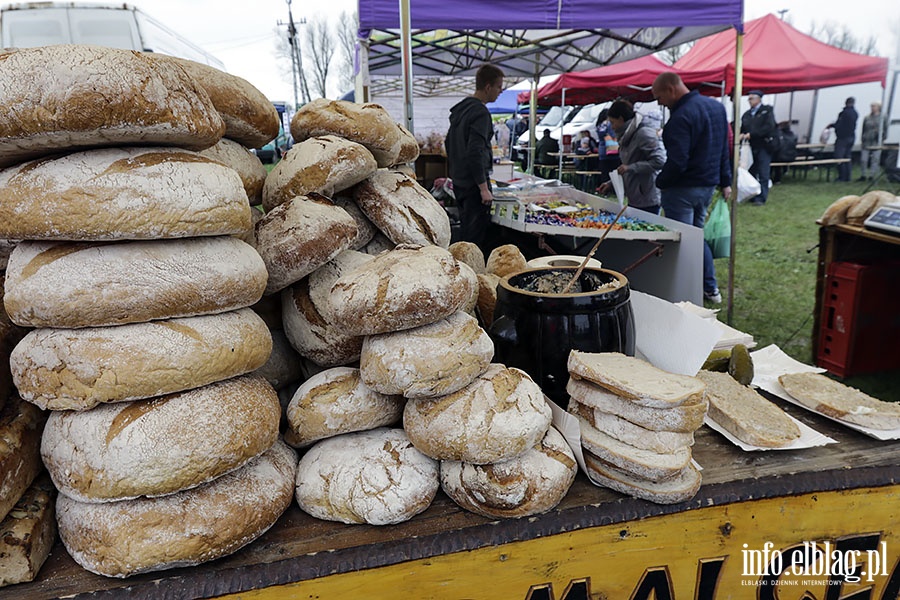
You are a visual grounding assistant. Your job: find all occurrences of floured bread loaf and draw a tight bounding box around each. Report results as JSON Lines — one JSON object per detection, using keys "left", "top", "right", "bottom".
{"left": 164, "top": 56, "right": 279, "bottom": 149}
{"left": 476, "top": 273, "right": 501, "bottom": 327}
{"left": 285, "top": 367, "right": 404, "bottom": 448}
{"left": 818, "top": 195, "right": 860, "bottom": 226}
{"left": 282, "top": 250, "right": 372, "bottom": 367}
{"left": 697, "top": 370, "right": 800, "bottom": 447}
{"left": 360, "top": 311, "right": 493, "bottom": 398}
{"left": 353, "top": 169, "right": 451, "bottom": 248}
{"left": 0, "top": 147, "right": 250, "bottom": 241}
{"left": 57, "top": 439, "right": 296, "bottom": 578}
{"left": 0, "top": 474, "right": 57, "bottom": 587}
{"left": 262, "top": 135, "right": 377, "bottom": 211}
{"left": 295, "top": 428, "right": 438, "bottom": 525}
{"left": 290, "top": 99, "right": 402, "bottom": 167}
{"left": 440, "top": 426, "right": 576, "bottom": 519}
{"left": 778, "top": 371, "right": 900, "bottom": 430}
{"left": 404, "top": 364, "right": 551, "bottom": 464}
{"left": 4, "top": 236, "right": 267, "bottom": 328}
{"left": 568, "top": 351, "right": 705, "bottom": 409}
{"left": 486, "top": 244, "right": 528, "bottom": 278}
{"left": 568, "top": 400, "right": 694, "bottom": 454}
{"left": 42, "top": 374, "right": 280, "bottom": 502}
{"left": 0, "top": 45, "right": 224, "bottom": 168}
{"left": 254, "top": 330, "right": 304, "bottom": 391}
{"left": 846, "top": 190, "right": 896, "bottom": 226}
{"left": 0, "top": 398, "right": 45, "bottom": 522}
{"left": 458, "top": 262, "right": 480, "bottom": 315}
{"left": 333, "top": 196, "right": 378, "bottom": 250}
{"left": 255, "top": 194, "right": 359, "bottom": 295}
{"left": 329, "top": 244, "right": 474, "bottom": 336}
{"left": 394, "top": 123, "right": 420, "bottom": 164}
{"left": 11, "top": 309, "right": 272, "bottom": 411}
{"left": 199, "top": 138, "right": 268, "bottom": 204}
{"left": 566, "top": 378, "right": 708, "bottom": 433}
{"left": 449, "top": 241, "right": 486, "bottom": 274}
{"left": 583, "top": 449, "right": 702, "bottom": 505}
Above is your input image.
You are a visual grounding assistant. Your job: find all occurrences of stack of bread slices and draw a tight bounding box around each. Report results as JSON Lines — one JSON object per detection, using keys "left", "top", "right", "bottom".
{"left": 567, "top": 351, "right": 708, "bottom": 504}
{"left": 0, "top": 45, "right": 299, "bottom": 579}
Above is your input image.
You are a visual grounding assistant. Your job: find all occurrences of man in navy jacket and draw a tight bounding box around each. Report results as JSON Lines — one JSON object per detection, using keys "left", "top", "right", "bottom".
{"left": 740, "top": 90, "right": 778, "bottom": 205}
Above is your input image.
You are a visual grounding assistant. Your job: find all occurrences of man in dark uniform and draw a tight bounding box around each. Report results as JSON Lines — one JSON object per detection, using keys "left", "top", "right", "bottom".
{"left": 740, "top": 90, "right": 778, "bottom": 205}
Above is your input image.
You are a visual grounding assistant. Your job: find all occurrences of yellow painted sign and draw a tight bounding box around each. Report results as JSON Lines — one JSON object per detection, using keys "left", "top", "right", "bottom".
{"left": 217, "top": 485, "right": 900, "bottom": 600}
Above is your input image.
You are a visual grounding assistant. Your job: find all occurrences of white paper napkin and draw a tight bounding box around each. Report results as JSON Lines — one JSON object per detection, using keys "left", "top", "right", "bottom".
{"left": 608, "top": 169, "right": 625, "bottom": 205}
{"left": 703, "top": 414, "right": 836, "bottom": 451}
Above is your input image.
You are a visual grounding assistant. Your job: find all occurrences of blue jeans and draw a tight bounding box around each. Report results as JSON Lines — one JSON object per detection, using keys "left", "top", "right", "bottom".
{"left": 833, "top": 137, "right": 854, "bottom": 181}
{"left": 660, "top": 186, "right": 718, "bottom": 295}
{"left": 749, "top": 145, "right": 771, "bottom": 203}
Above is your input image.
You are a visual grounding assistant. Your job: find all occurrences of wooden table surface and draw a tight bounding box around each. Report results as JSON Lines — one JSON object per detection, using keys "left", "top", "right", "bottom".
{"left": 5, "top": 392, "right": 899, "bottom": 600}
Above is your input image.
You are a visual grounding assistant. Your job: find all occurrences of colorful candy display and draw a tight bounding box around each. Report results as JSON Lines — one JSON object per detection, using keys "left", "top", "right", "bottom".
{"left": 518, "top": 198, "right": 668, "bottom": 232}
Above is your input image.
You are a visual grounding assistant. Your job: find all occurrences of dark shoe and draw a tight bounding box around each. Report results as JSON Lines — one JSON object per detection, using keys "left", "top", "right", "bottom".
{"left": 749, "top": 199, "right": 765, "bottom": 206}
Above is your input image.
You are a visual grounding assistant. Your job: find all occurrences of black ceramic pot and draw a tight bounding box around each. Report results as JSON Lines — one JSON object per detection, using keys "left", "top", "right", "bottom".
{"left": 488, "top": 266, "right": 635, "bottom": 407}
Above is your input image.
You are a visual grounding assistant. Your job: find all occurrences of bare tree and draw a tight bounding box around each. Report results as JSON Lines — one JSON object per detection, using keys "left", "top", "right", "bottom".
{"left": 335, "top": 11, "right": 358, "bottom": 94}
{"left": 808, "top": 20, "right": 878, "bottom": 55}
{"left": 304, "top": 17, "right": 335, "bottom": 99}
{"left": 658, "top": 42, "right": 694, "bottom": 66}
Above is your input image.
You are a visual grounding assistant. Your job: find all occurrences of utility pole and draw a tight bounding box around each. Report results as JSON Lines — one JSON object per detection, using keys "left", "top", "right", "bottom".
{"left": 281, "top": 0, "right": 309, "bottom": 108}
{"left": 776, "top": 9, "right": 789, "bottom": 20}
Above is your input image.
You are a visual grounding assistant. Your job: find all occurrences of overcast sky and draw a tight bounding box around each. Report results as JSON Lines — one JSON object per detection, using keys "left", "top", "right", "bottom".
{"left": 136, "top": 0, "right": 898, "bottom": 103}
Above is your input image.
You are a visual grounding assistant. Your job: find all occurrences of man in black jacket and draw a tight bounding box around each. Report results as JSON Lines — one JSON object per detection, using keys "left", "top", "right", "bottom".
{"left": 829, "top": 97, "right": 858, "bottom": 182}
{"left": 446, "top": 64, "right": 504, "bottom": 253}
{"left": 740, "top": 90, "right": 778, "bottom": 205}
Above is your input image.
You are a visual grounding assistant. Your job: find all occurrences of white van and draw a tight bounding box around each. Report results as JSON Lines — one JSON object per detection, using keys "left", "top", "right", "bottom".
{"left": 0, "top": 2, "right": 224, "bottom": 69}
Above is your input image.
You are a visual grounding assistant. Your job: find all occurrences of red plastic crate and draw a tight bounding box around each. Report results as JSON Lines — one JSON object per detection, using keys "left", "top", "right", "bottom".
{"left": 817, "top": 261, "right": 900, "bottom": 377}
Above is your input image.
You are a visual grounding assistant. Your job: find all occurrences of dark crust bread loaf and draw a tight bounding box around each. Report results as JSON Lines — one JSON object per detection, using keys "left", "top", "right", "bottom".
{"left": 199, "top": 138, "right": 268, "bottom": 205}
{"left": 41, "top": 374, "right": 281, "bottom": 502}
{"left": 262, "top": 135, "right": 378, "bottom": 211}
{"left": 0, "top": 397, "right": 46, "bottom": 523}
{"left": 394, "top": 123, "right": 420, "bottom": 164}
{"left": 0, "top": 473, "right": 57, "bottom": 587}
{"left": 290, "top": 99, "right": 402, "bottom": 167}
{"left": 56, "top": 440, "right": 297, "bottom": 578}
{"left": 3, "top": 236, "right": 267, "bottom": 328}
{"left": 164, "top": 56, "right": 280, "bottom": 149}
{"left": 11, "top": 309, "right": 273, "bottom": 411}
{"left": 0, "top": 147, "right": 251, "bottom": 241}
{"left": 0, "top": 45, "right": 224, "bottom": 168}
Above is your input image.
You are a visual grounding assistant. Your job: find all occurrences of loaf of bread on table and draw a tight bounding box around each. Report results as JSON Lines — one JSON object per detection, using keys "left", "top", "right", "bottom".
{"left": 4, "top": 236, "right": 267, "bottom": 329}
{"left": 439, "top": 426, "right": 576, "bottom": 519}
{"left": 199, "top": 138, "right": 268, "bottom": 205}
{"left": 845, "top": 190, "right": 897, "bottom": 226}
{"left": 56, "top": 439, "right": 296, "bottom": 578}
{"left": 568, "top": 351, "right": 706, "bottom": 409}
{"left": 696, "top": 370, "right": 801, "bottom": 447}
{"left": 818, "top": 195, "right": 859, "bottom": 226}
{"left": 486, "top": 244, "right": 528, "bottom": 278}
{"left": 0, "top": 474, "right": 57, "bottom": 587}
{"left": 568, "top": 400, "right": 694, "bottom": 454}
{"left": 0, "top": 45, "right": 224, "bottom": 168}
{"left": 295, "top": 428, "right": 438, "bottom": 525}
{"left": 404, "top": 364, "right": 551, "bottom": 464}
{"left": 778, "top": 371, "right": 900, "bottom": 430}
{"left": 583, "top": 449, "right": 702, "bottom": 505}
{"left": 11, "top": 309, "right": 272, "bottom": 411}
{"left": 0, "top": 398, "right": 45, "bottom": 522}
{"left": 449, "top": 241, "right": 486, "bottom": 275}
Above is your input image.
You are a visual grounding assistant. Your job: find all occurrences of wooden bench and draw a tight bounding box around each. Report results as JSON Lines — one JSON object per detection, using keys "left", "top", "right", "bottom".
{"left": 770, "top": 158, "right": 850, "bottom": 182}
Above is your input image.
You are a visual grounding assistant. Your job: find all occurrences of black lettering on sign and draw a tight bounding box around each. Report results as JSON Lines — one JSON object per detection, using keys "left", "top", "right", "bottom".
{"left": 760, "top": 542, "right": 806, "bottom": 600}
{"left": 882, "top": 552, "right": 900, "bottom": 600}
{"left": 826, "top": 534, "right": 879, "bottom": 600}
{"left": 525, "top": 583, "right": 554, "bottom": 600}
{"left": 695, "top": 557, "right": 726, "bottom": 600}
{"left": 630, "top": 567, "right": 674, "bottom": 600}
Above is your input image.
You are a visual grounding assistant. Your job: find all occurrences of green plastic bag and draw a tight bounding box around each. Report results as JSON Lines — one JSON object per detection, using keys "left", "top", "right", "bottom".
{"left": 704, "top": 196, "right": 731, "bottom": 259}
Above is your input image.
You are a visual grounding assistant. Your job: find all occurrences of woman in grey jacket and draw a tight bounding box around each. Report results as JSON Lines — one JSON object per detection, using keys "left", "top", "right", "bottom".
{"left": 598, "top": 100, "right": 666, "bottom": 214}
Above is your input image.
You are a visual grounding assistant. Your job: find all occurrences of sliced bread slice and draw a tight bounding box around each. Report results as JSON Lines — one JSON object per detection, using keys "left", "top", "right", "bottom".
{"left": 566, "top": 378, "right": 708, "bottom": 433}
{"left": 696, "top": 370, "right": 801, "bottom": 448}
{"left": 575, "top": 414, "right": 692, "bottom": 482}
{"left": 567, "top": 351, "right": 705, "bottom": 409}
{"left": 583, "top": 449, "right": 702, "bottom": 505}
{"left": 568, "top": 399, "right": 694, "bottom": 454}
{"left": 778, "top": 372, "right": 900, "bottom": 431}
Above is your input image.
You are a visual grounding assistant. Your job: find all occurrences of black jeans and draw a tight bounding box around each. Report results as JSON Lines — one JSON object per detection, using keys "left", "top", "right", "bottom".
{"left": 455, "top": 184, "right": 492, "bottom": 255}
{"left": 833, "top": 137, "right": 854, "bottom": 181}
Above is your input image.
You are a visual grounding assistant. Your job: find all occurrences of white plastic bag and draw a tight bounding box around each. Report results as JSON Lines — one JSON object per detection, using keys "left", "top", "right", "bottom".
{"left": 736, "top": 167, "right": 761, "bottom": 203}
{"left": 739, "top": 141, "right": 753, "bottom": 170}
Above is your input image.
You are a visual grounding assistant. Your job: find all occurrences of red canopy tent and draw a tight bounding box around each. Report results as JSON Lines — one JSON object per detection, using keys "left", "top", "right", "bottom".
{"left": 674, "top": 13, "right": 889, "bottom": 95}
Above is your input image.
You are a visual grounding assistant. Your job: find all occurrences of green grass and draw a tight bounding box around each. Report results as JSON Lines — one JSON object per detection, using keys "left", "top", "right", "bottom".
{"left": 712, "top": 167, "right": 900, "bottom": 402}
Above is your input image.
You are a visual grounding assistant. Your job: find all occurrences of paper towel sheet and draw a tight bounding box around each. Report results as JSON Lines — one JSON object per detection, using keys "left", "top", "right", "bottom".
{"left": 703, "top": 414, "right": 835, "bottom": 451}
{"left": 608, "top": 169, "right": 625, "bottom": 205}
{"left": 751, "top": 344, "right": 900, "bottom": 441}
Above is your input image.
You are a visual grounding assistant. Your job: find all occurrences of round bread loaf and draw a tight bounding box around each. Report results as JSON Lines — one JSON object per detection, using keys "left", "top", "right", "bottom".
{"left": 56, "top": 439, "right": 296, "bottom": 578}
{"left": 449, "top": 241, "right": 486, "bottom": 274}
{"left": 262, "top": 135, "right": 378, "bottom": 211}
{"left": 4, "top": 236, "right": 267, "bottom": 329}
{"left": 440, "top": 426, "right": 577, "bottom": 518}
{"left": 0, "top": 147, "right": 251, "bottom": 241}
{"left": 11, "top": 308, "right": 272, "bottom": 411}
{"left": 360, "top": 311, "right": 493, "bottom": 398}
{"left": 254, "top": 329, "right": 304, "bottom": 391}
{"left": 199, "top": 138, "right": 268, "bottom": 204}
{"left": 255, "top": 194, "right": 359, "bottom": 295}
{"left": 476, "top": 272, "right": 501, "bottom": 327}
{"left": 165, "top": 56, "right": 280, "bottom": 149}
{"left": 403, "top": 364, "right": 552, "bottom": 464}
{"left": 295, "top": 428, "right": 438, "bottom": 525}
{"left": 0, "top": 45, "right": 224, "bottom": 168}
{"left": 282, "top": 250, "right": 372, "bottom": 366}
{"left": 41, "top": 374, "right": 281, "bottom": 502}
{"left": 290, "top": 99, "right": 402, "bottom": 167}
{"left": 458, "top": 262, "right": 479, "bottom": 315}
{"left": 332, "top": 196, "right": 377, "bottom": 250}
{"left": 329, "top": 244, "right": 474, "bottom": 336}
{"left": 486, "top": 244, "right": 528, "bottom": 277}
{"left": 394, "top": 123, "right": 420, "bottom": 164}
{"left": 353, "top": 169, "right": 451, "bottom": 249}
{"left": 285, "top": 367, "right": 404, "bottom": 448}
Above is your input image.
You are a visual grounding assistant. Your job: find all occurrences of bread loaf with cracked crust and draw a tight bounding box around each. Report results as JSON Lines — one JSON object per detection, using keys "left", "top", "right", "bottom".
{"left": 56, "top": 439, "right": 296, "bottom": 578}
{"left": 0, "top": 474, "right": 57, "bottom": 587}
{"left": 199, "top": 138, "right": 268, "bottom": 204}
{"left": 0, "top": 45, "right": 224, "bottom": 168}
{"left": 4, "top": 236, "right": 267, "bottom": 328}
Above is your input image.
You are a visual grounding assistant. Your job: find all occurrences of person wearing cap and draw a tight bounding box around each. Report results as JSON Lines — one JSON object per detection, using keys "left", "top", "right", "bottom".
{"left": 859, "top": 101, "right": 887, "bottom": 181}
{"left": 740, "top": 90, "right": 779, "bottom": 205}
{"left": 827, "top": 97, "right": 858, "bottom": 182}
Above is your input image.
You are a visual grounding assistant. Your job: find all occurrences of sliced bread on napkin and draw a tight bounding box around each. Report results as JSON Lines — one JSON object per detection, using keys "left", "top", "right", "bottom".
{"left": 778, "top": 372, "right": 900, "bottom": 431}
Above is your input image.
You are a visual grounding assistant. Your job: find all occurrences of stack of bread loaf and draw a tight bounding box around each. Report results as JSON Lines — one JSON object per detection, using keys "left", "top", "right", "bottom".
{"left": 0, "top": 45, "right": 299, "bottom": 579}
{"left": 817, "top": 190, "right": 899, "bottom": 226}
{"left": 567, "top": 351, "right": 708, "bottom": 505}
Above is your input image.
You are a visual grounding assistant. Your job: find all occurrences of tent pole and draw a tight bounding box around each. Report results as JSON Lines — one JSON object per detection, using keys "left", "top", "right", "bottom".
{"left": 528, "top": 60, "right": 539, "bottom": 175}
{"left": 558, "top": 88, "right": 566, "bottom": 176}
{"left": 807, "top": 90, "right": 819, "bottom": 145}
{"left": 399, "top": 0, "right": 414, "bottom": 133}
{"left": 354, "top": 36, "right": 370, "bottom": 104}
{"left": 726, "top": 29, "right": 744, "bottom": 326}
